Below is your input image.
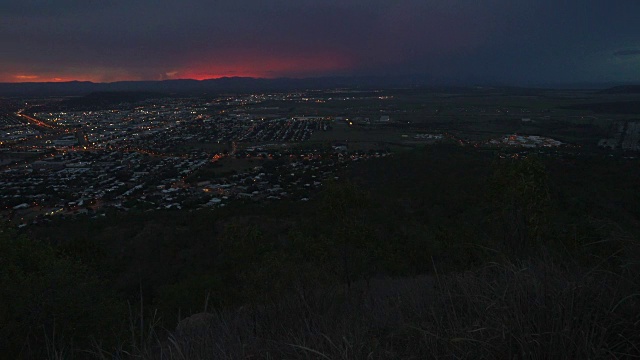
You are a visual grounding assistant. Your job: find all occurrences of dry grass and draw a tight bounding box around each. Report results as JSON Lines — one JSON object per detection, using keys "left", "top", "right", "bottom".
{"left": 83, "top": 259, "right": 639, "bottom": 360}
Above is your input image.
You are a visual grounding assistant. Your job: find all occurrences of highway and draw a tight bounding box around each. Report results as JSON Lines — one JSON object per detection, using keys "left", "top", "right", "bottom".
{"left": 15, "top": 109, "right": 59, "bottom": 130}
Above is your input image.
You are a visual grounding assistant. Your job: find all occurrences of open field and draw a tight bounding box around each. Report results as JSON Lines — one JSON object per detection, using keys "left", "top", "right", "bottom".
{"left": 185, "top": 157, "right": 264, "bottom": 183}
{"left": 240, "top": 88, "right": 640, "bottom": 148}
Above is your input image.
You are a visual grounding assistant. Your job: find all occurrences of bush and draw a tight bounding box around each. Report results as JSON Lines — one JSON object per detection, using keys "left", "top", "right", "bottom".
{"left": 0, "top": 227, "right": 126, "bottom": 359}
{"left": 98, "top": 259, "right": 640, "bottom": 359}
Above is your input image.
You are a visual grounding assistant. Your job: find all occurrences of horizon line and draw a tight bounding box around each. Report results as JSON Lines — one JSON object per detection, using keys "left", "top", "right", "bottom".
{"left": 0, "top": 77, "right": 637, "bottom": 90}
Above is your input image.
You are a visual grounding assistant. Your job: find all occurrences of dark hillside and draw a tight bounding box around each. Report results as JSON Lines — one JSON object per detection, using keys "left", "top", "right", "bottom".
{"left": 3, "top": 145, "right": 639, "bottom": 358}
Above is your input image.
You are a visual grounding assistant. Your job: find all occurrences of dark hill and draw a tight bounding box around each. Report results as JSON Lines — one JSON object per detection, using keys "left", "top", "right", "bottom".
{"left": 599, "top": 85, "right": 640, "bottom": 94}
{"left": 39, "top": 91, "right": 168, "bottom": 112}
{"left": 0, "top": 75, "right": 442, "bottom": 97}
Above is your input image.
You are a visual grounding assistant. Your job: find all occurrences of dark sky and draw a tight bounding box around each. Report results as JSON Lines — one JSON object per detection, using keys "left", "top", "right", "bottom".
{"left": 1, "top": 0, "right": 639, "bottom": 84}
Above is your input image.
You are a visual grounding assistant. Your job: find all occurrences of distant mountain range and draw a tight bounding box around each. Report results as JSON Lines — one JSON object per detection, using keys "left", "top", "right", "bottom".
{"left": 0, "top": 76, "right": 440, "bottom": 97}
{"left": 0, "top": 76, "right": 637, "bottom": 97}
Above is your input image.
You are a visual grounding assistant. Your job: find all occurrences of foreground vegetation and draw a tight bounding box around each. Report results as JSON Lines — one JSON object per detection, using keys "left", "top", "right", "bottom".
{"left": 2, "top": 145, "right": 639, "bottom": 359}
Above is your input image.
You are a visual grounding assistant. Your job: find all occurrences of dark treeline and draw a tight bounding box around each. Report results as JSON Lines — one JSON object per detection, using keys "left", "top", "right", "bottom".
{"left": 562, "top": 101, "right": 640, "bottom": 114}
{"left": 1, "top": 145, "right": 639, "bottom": 358}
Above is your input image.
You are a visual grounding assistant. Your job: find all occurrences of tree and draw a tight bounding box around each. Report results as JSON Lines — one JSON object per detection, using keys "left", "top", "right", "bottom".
{"left": 0, "top": 225, "right": 125, "bottom": 358}
{"left": 314, "top": 181, "right": 378, "bottom": 289}
{"left": 488, "top": 156, "right": 551, "bottom": 254}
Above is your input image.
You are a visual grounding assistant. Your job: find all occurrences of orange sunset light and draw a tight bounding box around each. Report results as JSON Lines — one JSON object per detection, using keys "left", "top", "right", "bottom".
{"left": 1, "top": 74, "right": 96, "bottom": 83}
{"left": 1, "top": 52, "right": 356, "bottom": 83}
{"left": 179, "top": 53, "right": 356, "bottom": 80}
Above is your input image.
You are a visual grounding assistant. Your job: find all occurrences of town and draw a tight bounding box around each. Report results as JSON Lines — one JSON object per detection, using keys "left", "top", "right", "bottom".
{"left": 1, "top": 87, "right": 636, "bottom": 227}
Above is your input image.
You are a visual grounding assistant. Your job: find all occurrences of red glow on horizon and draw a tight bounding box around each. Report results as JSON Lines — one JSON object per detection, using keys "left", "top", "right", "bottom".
{"left": 176, "top": 71, "right": 265, "bottom": 81}
{"left": 14, "top": 75, "right": 39, "bottom": 80}
{"left": 179, "top": 52, "right": 356, "bottom": 80}
{"left": 1, "top": 52, "right": 356, "bottom": 83}
{"left": 0, "top": 74, "right": 100, "bottom": 83}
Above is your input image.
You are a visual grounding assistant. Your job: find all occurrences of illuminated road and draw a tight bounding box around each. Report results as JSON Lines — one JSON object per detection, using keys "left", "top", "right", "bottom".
{"left": 15, "top": 109, "right": 59, "bottom": 130}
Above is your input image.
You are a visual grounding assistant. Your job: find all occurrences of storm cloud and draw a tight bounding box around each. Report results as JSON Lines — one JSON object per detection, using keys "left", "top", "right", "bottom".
{"left": 1, "top": 0, "right": 639, "bottom": 84}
